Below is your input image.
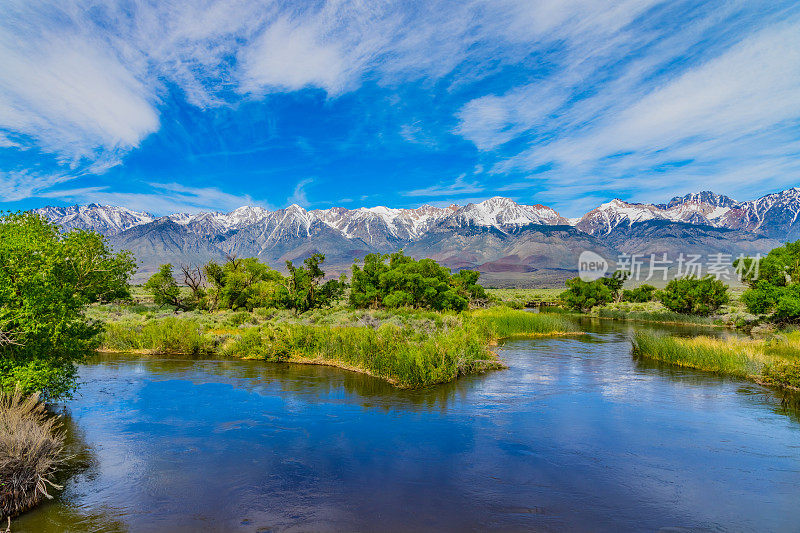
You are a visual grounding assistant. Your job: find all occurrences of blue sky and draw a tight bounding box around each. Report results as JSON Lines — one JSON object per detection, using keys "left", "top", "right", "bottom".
{"left": 1, "top": 0, "right": 799, "bottom": 217}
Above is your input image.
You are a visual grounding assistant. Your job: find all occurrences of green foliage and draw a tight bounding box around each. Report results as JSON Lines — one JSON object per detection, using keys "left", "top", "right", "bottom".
{"left": 560, "top": 277, "right": 613, "bottom": 312}
{"left": 285, "top": 253, "right": 347, "bottom": 313}
{"left": 658, "top": 275, "right": 729, "bottom": 316}
{"left": 102, "top": 317, "right": 213, "bottom": 355}
{"left": 622, "top": 284, "right": 657, "bottom": 303}
{"left": 144, "top": 264, "right": 182, "bottom": 307}
{"left": 349, "top": 251, "right": 485, "bottom": 311}
{"left": 737, "top": 241, "right": 800, "bottom": 323}
{"left": 198, "top": 254, "right": 344, "bottom": 313}
{"left": 0, "top": 213, "right": 135, "bottom": 399}
{"left": 204, "top": 256, "right": 289, "bottom": 311}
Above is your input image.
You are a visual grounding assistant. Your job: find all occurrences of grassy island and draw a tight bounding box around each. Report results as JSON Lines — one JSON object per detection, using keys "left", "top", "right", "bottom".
{"left": 97, "top": 305, "right": 579, "bottom": 388}
{"left": 632, "top": 331, "right": 800, "bottom": 391}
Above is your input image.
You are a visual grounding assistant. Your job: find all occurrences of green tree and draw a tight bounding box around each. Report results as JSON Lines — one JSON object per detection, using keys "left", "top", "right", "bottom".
{"left": 144, "top": 264, "right": 182, "bottom": 308}
{"left": 285, "top": 253, "right": 346, "bottom": 312}
{"left": 737, "top": 241, "right": 800, "bottom": 322}
{"left": 349, "top": 252, "right": 480, "bottom": 311}
{"left": 658, "top": 275, "right": 729, "bottom": 316}
{"left": 0, "top": 213, "right": 136, "bottom": 399}
{"left": 622, "top": 284, "right": 657, "bottom": 303}
{"left": 560, "top": 277, "right": 613, "bottom": 312}
{"left": 203, "top": 256, "right": 288, "bottom": 311}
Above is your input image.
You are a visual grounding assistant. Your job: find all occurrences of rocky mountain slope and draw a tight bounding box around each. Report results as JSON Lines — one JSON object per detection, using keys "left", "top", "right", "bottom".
{"left": 32, "top": 188, "right": 800, "bottom": 285}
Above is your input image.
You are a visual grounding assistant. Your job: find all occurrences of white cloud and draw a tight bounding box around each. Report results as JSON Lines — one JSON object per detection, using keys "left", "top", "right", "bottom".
{"left": 404, "top": 174, "right": 484, "bottom": 198}
{"left": 0, "top": 170, "right": 73, "bottom": 202}
{"left": 38, "top": 182, "right": 266, "bottom": 215}
{"left": 0, "top": 24, "right": 159, "bottom": 164}
{"left": 287, "top": 178, "right": 313, "bottom": 207}
{"left": 238, "top": 17, "right": 349, "bottom": 95}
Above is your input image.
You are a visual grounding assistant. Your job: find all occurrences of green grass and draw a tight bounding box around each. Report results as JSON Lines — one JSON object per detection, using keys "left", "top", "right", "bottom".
{"left": 632, "top": 330, "right": 800, "bottom": 390}
{"left": 102, "top": 317, "right": 215, "bottom": 355}
{"left": 468, "top": 307, "right": 579, "bottom": 338}
{"left": 96, "top": 304, "right": 577, "bottom": 388}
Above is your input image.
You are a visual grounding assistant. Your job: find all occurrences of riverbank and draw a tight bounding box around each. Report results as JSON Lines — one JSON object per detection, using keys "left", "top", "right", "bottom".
{"left": 487, "top": 288, "right": 753, "bottom": 328}
{"left": 96, "top": 305, "right": 580, "bottom": 388}
{"left": 0, "top": 389, "right": 66, "bottom": 525}
{"left": 632, "top": 331, "right": 800, "bottom": 391}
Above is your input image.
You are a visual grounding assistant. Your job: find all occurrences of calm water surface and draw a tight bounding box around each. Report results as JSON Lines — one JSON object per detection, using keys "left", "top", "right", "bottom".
{"left": 17, "top": 320, "right": 800, "bottom": 532}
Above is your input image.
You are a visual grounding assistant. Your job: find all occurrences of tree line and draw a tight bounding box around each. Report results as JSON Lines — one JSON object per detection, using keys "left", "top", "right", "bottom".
{"left": 146, "top": 250, "right": 488, "bottom": 313}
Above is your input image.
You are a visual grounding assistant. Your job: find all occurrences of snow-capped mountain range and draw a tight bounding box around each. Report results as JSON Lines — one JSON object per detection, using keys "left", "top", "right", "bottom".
{"left": 37, "top": 188, "right": 800, "bottom": 240}
{"left": 31, "top": 187, "right": 800, "bottom": 284}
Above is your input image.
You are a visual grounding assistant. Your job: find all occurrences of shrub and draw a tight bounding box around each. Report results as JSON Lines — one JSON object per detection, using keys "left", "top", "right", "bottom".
{"left": 560, "top": 277, "right": 613, "bottom": 312}
{"left": 658, "top": 275, "right": 729, "bottom": 316}
{"left": 622, "top": 284, "right": 657, "bottom": 303}
{"left": 737, "top": 241, "right": 800, "bottom": 323}
{"left": 0, "top": 388, "right": 66, "bottom": 520}
{"left": 349, "top": 252, "right": 484, "bottom": 311}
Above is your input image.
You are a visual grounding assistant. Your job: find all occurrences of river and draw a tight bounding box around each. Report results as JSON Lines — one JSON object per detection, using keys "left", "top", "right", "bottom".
{"left": 15, "top": 319, "right": 800, "bottom": 532}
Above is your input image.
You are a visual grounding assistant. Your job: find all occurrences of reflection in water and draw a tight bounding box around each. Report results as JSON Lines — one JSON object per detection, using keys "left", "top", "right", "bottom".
{"left": 14, "top": 320, "right": 800, "bottom": 532}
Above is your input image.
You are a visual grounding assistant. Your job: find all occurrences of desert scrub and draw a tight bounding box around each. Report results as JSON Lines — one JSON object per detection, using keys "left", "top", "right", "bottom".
{"left": 632, "top": 331, "right": 800, "bottom": 390}
{"left": 1, "top": 388, "right": 66, "bottom": 521}
{"left": 102, "top": 317, "right": 215, "bottom": 355}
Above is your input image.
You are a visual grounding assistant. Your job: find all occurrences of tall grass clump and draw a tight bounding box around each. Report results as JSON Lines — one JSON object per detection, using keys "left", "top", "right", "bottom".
{"left": 469, "top": 307, "right": 579, "bottom": 338}
{"left": 632, "top": 331, "right": 800, "bottom": 389}
{"left": 1, "top": 388, "right": 65, "bottom": 521}
{"left": 222, "top": 321, "right": 501, "bottom": 387}
{"left": 631, "top": 332, "right": 755, "bottom": 378}
{"left": 102, "top": 317, "right": 214, "bottom": 355}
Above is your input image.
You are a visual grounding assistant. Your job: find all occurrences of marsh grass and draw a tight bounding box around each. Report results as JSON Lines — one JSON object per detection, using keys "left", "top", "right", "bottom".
{"left": 98, "top": 305, "right": 576, "bottom": 387}
{"left": 102, "top": 317, "right": 215, "bottom": 355}
{"left": 1, "top": 388, "right": 65, "bottom": 521}
{"left": 632, "top": 331, "right": 800, "bottom": 389}
{"left": 468, "top": 307, "right": 580, "bottom": 338}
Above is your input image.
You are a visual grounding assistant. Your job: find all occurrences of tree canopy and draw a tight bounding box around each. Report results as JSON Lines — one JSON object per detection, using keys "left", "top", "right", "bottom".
{"left": 0, "top": 213, "right": 136, "bottom": 399}
{"left": 658, "top": 275, "right": 729, "bottom": 316}
{"left": 737, "top": 241, "right": 800, "bottom": 322}
{"left": 349, "top": 252, "right": 486, "bottom": 311}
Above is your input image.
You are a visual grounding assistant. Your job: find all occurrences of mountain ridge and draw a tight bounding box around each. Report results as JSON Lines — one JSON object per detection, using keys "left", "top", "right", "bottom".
{"left": 31, "top": 188, "right": 800, "bottom": 285}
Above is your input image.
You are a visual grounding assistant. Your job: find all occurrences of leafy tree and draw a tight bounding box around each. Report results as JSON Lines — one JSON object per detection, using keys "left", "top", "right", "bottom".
{"left": 285, "top": 253, "right": 346, "bottom": 312}
{"left": 349, "top": 252, "right": 483, "bottom": 311}
{"left": 144, "top": 264, "right": 182, "bottom": 308}
{"left": 560, "top": 277, "right": 613, "bottom": 312}
{"left": 203, "top": 256, "right": 288, "bottom": 311}
{"left": 737, "top": 241, "right": 800, "bottom": 322}
{"left": 0, "top": 213, "right": 136, "bottom": 399}
{"left": 658, "top": 275, "right": 729, "bottom": 316}
{"left": 622, "top": 284, "right": 657, "bottom": 303}
{"left": 600, "top": 270, "right": 629, "bottom": 302}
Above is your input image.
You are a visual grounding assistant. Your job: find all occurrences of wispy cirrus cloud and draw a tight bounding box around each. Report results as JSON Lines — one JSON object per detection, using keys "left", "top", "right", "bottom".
{"left": 1, "top": 0, "right": 799, "bottom": 214}
{"left": 403, "top": 174, "right": 484, "bottom": 198}
{"left": 37, "top": 182, "right": 266, "bottom": 214}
